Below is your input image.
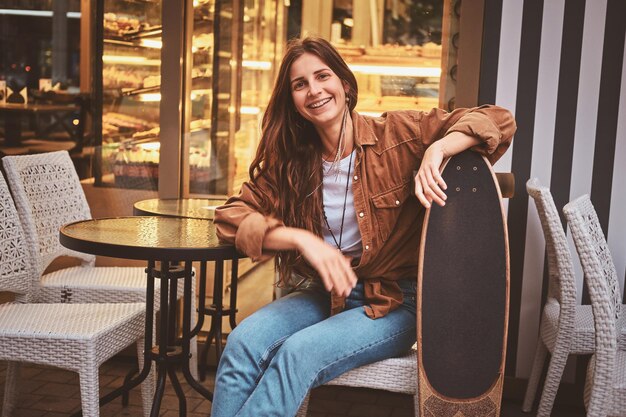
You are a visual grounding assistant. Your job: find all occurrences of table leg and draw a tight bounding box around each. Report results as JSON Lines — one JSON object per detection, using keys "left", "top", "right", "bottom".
{"left": 190, "top": 261, "right": 207, "bottom": 337}
{"left": 168, "top": 265, "right": 178, "bottom": 345}
{"left": 199, "top": 254, "right": 241, "bottom": 381}
{"left": 150, "top": 260, "right": 193, "bottom": 417}
{"left": 199, "top": 260, "right": 224, "bottom": 381}
{"left": 180, "top": 261, "right": 214, "bottom": 400}
{"left": 229, "top": 254, "right": 240, "bottom": 330}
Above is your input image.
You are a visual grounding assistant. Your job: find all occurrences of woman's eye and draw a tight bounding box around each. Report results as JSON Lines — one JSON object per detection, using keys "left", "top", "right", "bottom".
{"left": 293, "top": 81, "right": 304, "bottom": 90}
{"left": 318, "top": 73, "right": 330, "bottom": 80}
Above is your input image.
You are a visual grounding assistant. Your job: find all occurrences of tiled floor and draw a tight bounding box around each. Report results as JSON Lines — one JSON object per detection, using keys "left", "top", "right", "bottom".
{"left": 0, "top": 358, "right": 585, "bottom": 417}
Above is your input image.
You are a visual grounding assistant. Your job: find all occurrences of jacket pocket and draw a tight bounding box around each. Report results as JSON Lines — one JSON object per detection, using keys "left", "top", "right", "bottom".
{"left": 371, "top": 180, "right": 412, "bottom": 242}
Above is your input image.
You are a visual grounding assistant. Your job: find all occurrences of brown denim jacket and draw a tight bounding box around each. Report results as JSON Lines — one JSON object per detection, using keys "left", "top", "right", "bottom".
{"left": 214, "top": 105, "right": 517, "bottom": 319}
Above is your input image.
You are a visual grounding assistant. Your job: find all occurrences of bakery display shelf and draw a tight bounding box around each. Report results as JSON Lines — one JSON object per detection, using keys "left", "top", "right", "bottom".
{"left": 107, "top": 76, "right": 213, "bottom": 98}
{"left": 346, "top": 55, "right": 441, "bottom": 71}
{"left": 104, "top": 22, "right": 162, "bottom": 41}
{"left": 124, "top": 26, "right": 163, "bottom": 40}
{"left": 103, "top": 38, "right": 161, "bottom": 49}
{"left": 118, "top": 0, "right": 160, "bottom": 4}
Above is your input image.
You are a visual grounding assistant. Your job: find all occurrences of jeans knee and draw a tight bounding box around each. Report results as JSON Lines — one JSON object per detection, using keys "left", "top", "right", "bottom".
{"left": 274, "top": 334, "right": 319, "bottom": 372}
{"left": 222, "top": 323, "right": 254, "bottom": 360}
{"left": 222, "top": 319, "right": 287, "bottom": 371}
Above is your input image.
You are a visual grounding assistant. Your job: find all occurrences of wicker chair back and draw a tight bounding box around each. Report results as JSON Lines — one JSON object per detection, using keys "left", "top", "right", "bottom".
{"left": 0, "top": 172, "right": 38, "bottom": 300}
{"left": 563, "top": 194, "right": 625, "bottom": 416}
{"left": 2, "top": 150, "right": 94, "bottom": 275}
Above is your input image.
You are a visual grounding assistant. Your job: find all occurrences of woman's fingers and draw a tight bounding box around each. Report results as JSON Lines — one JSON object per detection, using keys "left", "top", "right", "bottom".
{"left": 433, "top": 168, "right": 447, "bottom": 191}
{"left": 423, "top": 167, "right": 447, "bottom": 206}
{"left": 340, "top": 255, "right": 357, "bottom": 297}
{"left": 299, "top": 235, "right": 357, "bottom": 297}
{"left": 415, "top": 166, "right": 447, "bottom": 208}
{"left": 329, "top": 255, "right": 354, "bottom": 297}
{"left": 414, "top": 177, "right": 431, "bottom": 208}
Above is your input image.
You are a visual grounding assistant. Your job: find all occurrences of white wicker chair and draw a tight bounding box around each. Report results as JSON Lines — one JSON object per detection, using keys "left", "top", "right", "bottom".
{"left": 523, "top": 178, "right": 599, "bottom": 416}
{"left": 296, "top": 346, "right": 418, "bottom": 417}
{"left": 0, "top": 171, "right": 154, "bottom": 417}
{"left": 563, "top": 194, "right": 626, "bottom": 417}
{"left": 1, "top": 150, "right": 198, "bottom": 377}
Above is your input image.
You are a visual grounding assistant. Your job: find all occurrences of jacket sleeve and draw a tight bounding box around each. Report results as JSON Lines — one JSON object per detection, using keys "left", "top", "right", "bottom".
{"left": 418, "top": 104, "right": 517, "bottom": 164}
{"left": 214, "top": 175, "right": 284, "bottom": 262}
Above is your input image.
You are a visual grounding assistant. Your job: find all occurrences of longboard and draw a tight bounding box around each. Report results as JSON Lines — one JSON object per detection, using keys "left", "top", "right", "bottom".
{"left": 417, "top": 150, "right": 510, "bottom": 417}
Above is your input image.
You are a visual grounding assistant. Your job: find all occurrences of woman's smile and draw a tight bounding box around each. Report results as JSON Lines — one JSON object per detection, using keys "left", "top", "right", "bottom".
{"left": 307, "top": 97, "right": 332, "bottom": 109}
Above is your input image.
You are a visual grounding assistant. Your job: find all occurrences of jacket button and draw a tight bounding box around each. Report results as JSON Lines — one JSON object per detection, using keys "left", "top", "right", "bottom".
{"left": 359, "top": 212, "right": 364, "bottom": 218}
{"left": 365, "top": 245, "right": 370, "bottom": 250}
{"left": 395, "top": 200, "right": 400, "bottom": 205}
{"left": 353, "top": 175, "right": 358, "bottom": 181}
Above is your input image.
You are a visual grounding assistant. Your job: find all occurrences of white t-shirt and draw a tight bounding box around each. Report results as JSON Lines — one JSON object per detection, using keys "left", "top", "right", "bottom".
{"left": 321, "top": 150, "right": 363, "bottom": 260}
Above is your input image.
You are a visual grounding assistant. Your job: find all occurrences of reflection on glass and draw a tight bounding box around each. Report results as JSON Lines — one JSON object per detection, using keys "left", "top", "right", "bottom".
{"left": 234, "top": 0, "right": 283, "bottom": 193}
{"left": 0, "top": 1, "right": 82, "bottom": 92}
{"left": 101, "top": 0, "right": 162, "bottom": 190}
{"left": 331, "top": 0, "right": 443, "bottom": 115}
{"left": 184, "top": 0, "right": 232, "bottom": 196}
{"left": 186, "top": 0, "right": 284, "bottom": 197}
{"left": 0, "top": 1, "right": 85, "bottom": 154}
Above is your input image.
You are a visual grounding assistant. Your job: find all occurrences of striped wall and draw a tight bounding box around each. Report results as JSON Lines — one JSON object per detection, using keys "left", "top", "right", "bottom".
{"left": 477, "top": 0, "right": 626, "bottom": 379}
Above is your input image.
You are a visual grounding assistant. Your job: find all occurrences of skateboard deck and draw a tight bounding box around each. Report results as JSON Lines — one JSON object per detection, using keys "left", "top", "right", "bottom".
{"left": 417, "top": 150, "right": 509, "bottom": 417}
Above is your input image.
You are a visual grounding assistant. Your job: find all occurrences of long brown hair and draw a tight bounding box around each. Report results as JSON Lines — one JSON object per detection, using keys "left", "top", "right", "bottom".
{"left": 249, "top": 36, "right": 358, "bottom": 286}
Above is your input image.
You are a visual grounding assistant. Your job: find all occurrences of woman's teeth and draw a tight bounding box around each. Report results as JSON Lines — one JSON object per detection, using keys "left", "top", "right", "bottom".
{"left": 309, "top": 98, "right": 331, "bottom": 109}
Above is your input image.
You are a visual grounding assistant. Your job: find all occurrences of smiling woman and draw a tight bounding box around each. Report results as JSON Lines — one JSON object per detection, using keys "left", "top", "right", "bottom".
{"left": 211, "top": 36, "right": 516, "bottom": 417}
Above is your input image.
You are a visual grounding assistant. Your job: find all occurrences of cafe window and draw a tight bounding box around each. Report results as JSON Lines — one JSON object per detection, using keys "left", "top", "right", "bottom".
{"left": 330, "top": 0, "right": 444, "bottom": 116}
{"left": 0, "top": 1, "right": 86, "bottom": 155}
{"left": 1, "top": 0, "right": 452, "bottom": 199}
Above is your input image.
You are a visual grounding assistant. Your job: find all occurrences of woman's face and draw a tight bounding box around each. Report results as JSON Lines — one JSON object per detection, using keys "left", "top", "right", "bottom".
{"left": 289, "top": 52, "right": 348, "bottom": 130}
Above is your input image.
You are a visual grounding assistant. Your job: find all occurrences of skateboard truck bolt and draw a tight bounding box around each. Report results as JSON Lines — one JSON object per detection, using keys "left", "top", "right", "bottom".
{"left": 472, "top": 188, "right": 477, "bottom": 192}
{"left": 456, "top": 187, "right": 460, "bottom": 192}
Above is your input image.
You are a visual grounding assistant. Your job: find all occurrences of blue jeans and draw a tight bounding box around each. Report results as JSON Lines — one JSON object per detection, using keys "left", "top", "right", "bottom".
{"left": 210, "top": 279, "right": 417, "bottom": 417}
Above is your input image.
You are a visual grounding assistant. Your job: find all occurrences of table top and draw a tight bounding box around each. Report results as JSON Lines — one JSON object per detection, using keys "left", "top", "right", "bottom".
{"left": 0, "top": 103, "right": 77, "bottom": 112}
{"left": 60, "top": 216, "right": 237, "bottom": 261}
{"left": 133, "top": 198, "right": 226, "bottom": 220}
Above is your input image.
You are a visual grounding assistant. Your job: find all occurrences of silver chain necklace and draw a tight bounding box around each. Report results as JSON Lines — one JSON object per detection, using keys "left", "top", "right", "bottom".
{"left": 322, "top": 148, "right": 354, "bottom": 251}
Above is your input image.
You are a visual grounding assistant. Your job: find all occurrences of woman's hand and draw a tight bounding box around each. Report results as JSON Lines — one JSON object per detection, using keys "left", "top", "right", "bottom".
{"left": 294, "top": 230, "right": 357, "bottom": 297}
{"left": 415, "top": 141, "right": 448, "bottom": 208}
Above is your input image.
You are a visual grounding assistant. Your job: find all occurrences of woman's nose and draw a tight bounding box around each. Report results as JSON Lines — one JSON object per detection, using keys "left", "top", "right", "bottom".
{"left": 307, "top": 81, "right": 322, "bottom": 96}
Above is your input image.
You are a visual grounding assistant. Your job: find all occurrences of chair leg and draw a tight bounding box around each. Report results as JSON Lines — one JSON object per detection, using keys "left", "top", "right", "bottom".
{"left": 522, "top": 340, "right": 548, "bottom": 412}
{"left": 189, "top": 274, "right": 199, "bottom": 380}
{"left": 295, "top": 392, "right": 310, "bottom": 417}
{"left": 1, "top": 362, "right": 21, "bottom": 417}
{"left": 137, "top": 338, "right": 156, "bottom": 417}
{"left": 536, "top": 345, "right": 570, "bottom": 417}
{"left": 413, "top": 393, "right": 420, "bottom": 417}
{"left": 78, "top": 367, "right": 100, "bottom": 417}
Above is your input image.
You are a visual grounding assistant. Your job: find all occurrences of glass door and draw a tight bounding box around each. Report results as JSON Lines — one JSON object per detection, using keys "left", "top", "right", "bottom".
{"left": 96, "top": 0, "right": 163, "bottom": 190}
{"left": 184, "top": 0, "right": 285, "bottom": 197}
{"left": 330, "top": 0, "right": 443, "bottom": 115}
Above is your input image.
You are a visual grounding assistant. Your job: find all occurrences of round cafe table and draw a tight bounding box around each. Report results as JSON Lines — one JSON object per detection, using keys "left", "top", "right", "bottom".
{"left": 133, "top": 197, "right": 233, "bottom": 381}
{"left": 133, "top": 198, "right": 226, "bottom": 220}
{"left": 60, "top": 216, "right": 237, "bottom": 417}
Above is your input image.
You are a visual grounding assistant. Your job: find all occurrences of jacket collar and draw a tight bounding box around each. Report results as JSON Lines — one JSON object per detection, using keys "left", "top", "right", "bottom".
{"left": 352, "top": 111, "right": 378, "bottom": 147}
